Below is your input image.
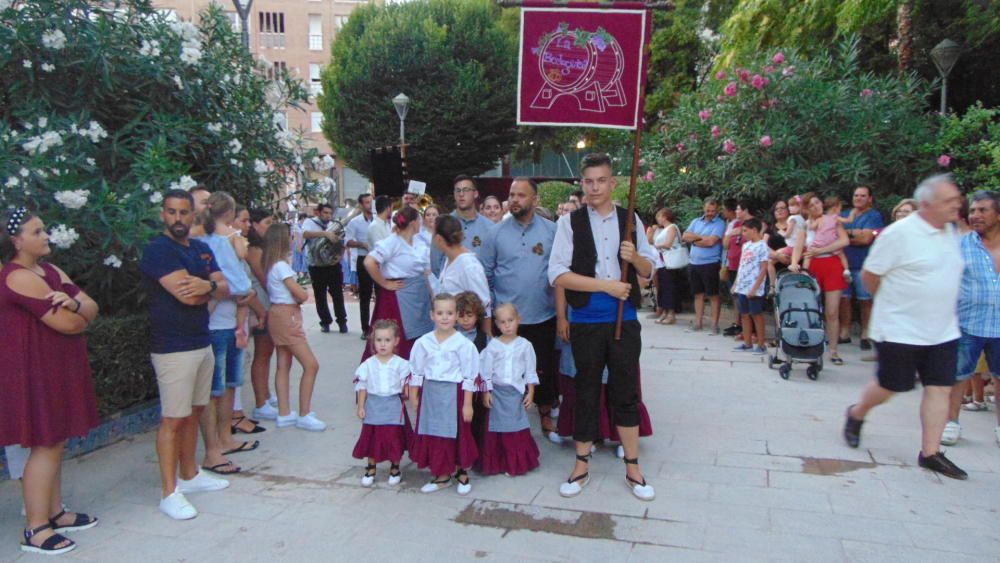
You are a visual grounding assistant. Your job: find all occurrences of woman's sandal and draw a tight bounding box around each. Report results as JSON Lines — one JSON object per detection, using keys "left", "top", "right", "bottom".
{"left": 623, "top": 457, "right": 656, "bottom": 501}
{"left": 558, "top": 453, "right": 592, "bottom": 498}
{"left": 361, "top": 463, "right": 376, "bottom": 488}
{"left": 202, "top": 461, "right": 241, "bottom": 475}
{"left": 420, "top": 475, "right": 452, "bottom": 494}
{"left": 455, "top": 468, "right": 472, "bottom": 496}
{"left": 49, "top": 509, "right": 98, "bottom": 533}
{"left": 222, "top": 440, "right": 260, "bottom": 456}
{"left": 831, "top": 355, "right": 844, "bottom": 366}
{"left": 540, "top": 413, "right": 563, "bottom": 444}
{"left": 21, "top": 523, "right": 76, "bottom": 555}
{"left": 231, "top": 415, "right": 266, "bottom": 435}
{"left": 387, "top": 464, "right": 402, "bottom": 486}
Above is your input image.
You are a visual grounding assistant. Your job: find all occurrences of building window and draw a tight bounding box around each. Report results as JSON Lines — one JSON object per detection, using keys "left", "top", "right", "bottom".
{"left": 311, "top": 112, "right": 324, "bottom": 133}
{"left": 224, "top": 11, "right": 249, "bottom": 34}
{"left": 308, "top": 14, "right": 323, "bottom": 51}
{"left": 267, "top": 61, "right": 287, "bottom": 81}
{"left": 335, "top": 15, "right": 349, "bottom": 30}
{"left": 258, "top": 11, "right": 286, "bottom": 49}
{"left": 309, "top": 63, "right": 322, "bottom": 95}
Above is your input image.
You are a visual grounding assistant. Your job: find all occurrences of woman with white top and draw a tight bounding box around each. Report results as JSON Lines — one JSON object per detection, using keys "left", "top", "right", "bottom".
{"left": 416, "top": 204, "right": 442, "bottom": 257}
{"left": 363, "top": 206, "right": 433, "bottom": 360}
{"left": 262, "top": 224, "right": 325, "bottom": 432}
{"left": 652, "top": 208, "right": 684, "bottom": 325}
{"left": 433, "top": 215, "right": 491, "bottom": 333}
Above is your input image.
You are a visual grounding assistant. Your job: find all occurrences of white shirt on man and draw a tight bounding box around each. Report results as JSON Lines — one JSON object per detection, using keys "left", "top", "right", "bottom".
{"left": 863, "top": 213, "right": 963, "bottom": 345}
{"left": 367, "top": 216, "right": 392, "bottom": 253}
{"left": 354, "top": 355, "right": 410, "bottom": 396}
{"left": 301, "top": 216, "right": 334, "bottom": 267}
{"left": 479, "top": 336, "right": 539, "bottom": 394}
{"left": 548, "top": 206, "right": 658, "bottom": 286}
{"left": 345, "top": 213, "right": 373, "bottom": 258}
{"left": 409, "top": 331, "right": 480, "bottom": 391}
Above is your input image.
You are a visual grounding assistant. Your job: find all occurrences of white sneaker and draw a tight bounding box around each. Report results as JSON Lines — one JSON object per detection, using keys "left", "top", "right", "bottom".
{"left": 616, "top": 445, "right": 625, "bottom": 459}
{"left": 253, "top": 402, "right": 279, "bottom": 420}
{"left": 360, "top": 474, "right": 375, "bottom": 488}
{"left": 276, "top": 411, "right": 298, "bottom": 428}
{"left": 387, "top": 473, "right": 402, "bottom": 486}
{"left": 559, "top": 474, "right": 590, "bottom": 498}
{"left": 626, "top": 477, "right": 656, "bottom": 501}
{"left": 177, "top": 470, "right": 229, "bottom": 494}
{"left": 420, "top": 478, "right": 451, "bottom": 493}
{"left": 940, "top": 420, "right": 962, "bottom": 446}
{"left": 547, "top": 432, "right": 563, "bottom": 444}
{"left": 159, "top": 491, "right": 197, "bottom": 520}
{"left": 295, "top": 412, "right": 327, "bottom": 432}
{"left": 267, "top": 396, "right": 278, "bottom": 408}
{"left": 962, "top": 401, "right": 987, "bottom": 412}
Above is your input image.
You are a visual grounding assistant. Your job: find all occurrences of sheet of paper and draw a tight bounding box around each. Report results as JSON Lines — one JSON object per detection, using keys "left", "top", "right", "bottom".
{"left": 408, "top": 180, "right": 426, "bottom": 195}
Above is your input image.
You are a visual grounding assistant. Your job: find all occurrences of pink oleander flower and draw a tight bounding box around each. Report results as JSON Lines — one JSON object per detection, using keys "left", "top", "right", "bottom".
{"left": 760, "top": 135, "right": 772, "bottom": 147}
{"left": 715, "top": 70, "right": 727, "bottom": 80}
{"left": 675, "top": 143, "right": 686, "bottom": 152}
{"left": 772, "top": 52, "right": 785, "bottom": 65}
{"left": 764, "top": 65, "right": 776, "bottom": 74}
{"left": 782, "top": 65, "right": 796, "bottom": 77}
{"left": 724, "top": 82, "right": 738, "bottom": 96}
{"left": 644, "top": 170, "right": 655, "bottom": 181}
{"left": 751, "top": 74, "right": 765, "bottom": 90}
{"left": 738, "top": 69, "right": 751, "bottom": 83}
{"left": 723, "top": 138, "right": 736, "bottom": 154}
{"left": 698, "top": 109, "right": 712, "bottom": 122}
{"left": 638, "top": 158, "right": 646, "bottom": 166}
{"left": 937, "top": 154, "right": 951, "bottom": 167}
{"left": 711, "top": 125, "right": 721, "bottom": 138}
{"left": 860, "top": 88, "right": 873, "bottom": 99}
{"left": 689, "top": 133, "right": 699, "bottom": 140}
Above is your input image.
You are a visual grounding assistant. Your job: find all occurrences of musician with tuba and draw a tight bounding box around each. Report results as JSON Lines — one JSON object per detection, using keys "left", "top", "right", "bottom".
{"left": 302, "top": 203, "right": 349, "bottom": 333}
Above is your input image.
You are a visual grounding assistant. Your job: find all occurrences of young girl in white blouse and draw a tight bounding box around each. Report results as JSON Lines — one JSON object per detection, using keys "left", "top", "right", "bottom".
{"left": 262, "top": 224, "right": 325, "bottom": 432}
{"left": 408, "top": 293, "right": 480, "bottom": 495}
{"left": 353, "top": 320, "right": 413, "bottom": 487}
{"left": 476, "top": 303, "right": 541, "bottom": 476}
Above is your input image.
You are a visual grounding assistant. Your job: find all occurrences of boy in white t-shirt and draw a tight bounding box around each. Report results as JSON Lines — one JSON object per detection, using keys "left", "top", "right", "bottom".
{"left": 732, "top": 218, "right": 769, "bottom": 355}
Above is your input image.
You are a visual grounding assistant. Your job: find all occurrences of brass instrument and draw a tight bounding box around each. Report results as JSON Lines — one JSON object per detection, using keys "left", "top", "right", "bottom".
{"left": 391, "top": 193, "right": 435, "bottom": 212}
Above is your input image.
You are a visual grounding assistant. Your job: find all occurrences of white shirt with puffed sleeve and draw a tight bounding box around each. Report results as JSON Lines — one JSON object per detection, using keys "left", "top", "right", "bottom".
{"left": 479, "top": 336, "right": 539, "bottom": 394}
{"left": 368, "top": 234, "right": 430, "bottom": 279}
{"left": 354, "top": 355, "right": 410, "bottom": 396}
{"left": 409, "top": 331, "right": 480, "bottom": 391}
{"left": 437, "top": 252, "right": 492, "bottom": 317}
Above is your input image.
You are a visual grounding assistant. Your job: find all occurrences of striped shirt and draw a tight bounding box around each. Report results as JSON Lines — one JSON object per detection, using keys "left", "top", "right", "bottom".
{"left": 958, "top": 231, "right": 1000, "bottom": 337}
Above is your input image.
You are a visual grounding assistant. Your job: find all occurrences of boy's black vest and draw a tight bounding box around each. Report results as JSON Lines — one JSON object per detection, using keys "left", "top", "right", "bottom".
{"left": 565, "top": 206, "right": 642, "bottom": 311}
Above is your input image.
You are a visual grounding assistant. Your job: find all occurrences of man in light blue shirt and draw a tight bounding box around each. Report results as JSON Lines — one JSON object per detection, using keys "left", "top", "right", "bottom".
{"left": 431, "top": 175, "right": 494, "bottom": 276}
{"left": 682, "top": 199, "right": 726, "bottom": 332}
{"left": 481, "top": 177, "right": 559, "bottom": 432}
{"left": 345, "top": 193, "right": 374, "bottom": 339}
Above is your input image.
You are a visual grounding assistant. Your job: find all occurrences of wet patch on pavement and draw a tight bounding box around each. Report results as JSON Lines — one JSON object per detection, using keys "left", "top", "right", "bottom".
{"left": 794, "top": 456, "right": 878, "bottom": 475}
{"left": 455, "top": 500, "right": 617, "bottom": 541}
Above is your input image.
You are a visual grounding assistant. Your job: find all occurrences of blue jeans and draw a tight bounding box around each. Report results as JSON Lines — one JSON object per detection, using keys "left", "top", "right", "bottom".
{"left": 956, "top": 331, "right": 999, "bottom": 381}
{"left": 842, "top": 269, "right": 872, "bottom": 300}
{"left": 209, "top": 329, "right": 243, "bottom": 397}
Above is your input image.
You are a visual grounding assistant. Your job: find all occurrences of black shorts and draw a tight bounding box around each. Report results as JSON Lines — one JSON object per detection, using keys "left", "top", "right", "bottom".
{"left": 874, "top": 340, "right": 958, "bottom": 392}
{"left": 688, "top": 262, "right": 721, "bottom": 297}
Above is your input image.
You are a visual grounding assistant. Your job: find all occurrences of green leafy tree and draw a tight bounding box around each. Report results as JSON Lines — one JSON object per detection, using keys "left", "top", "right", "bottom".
{"left": 642, "top": 41, "right": 936, "bottom": 213}
{"left": 0, "top": 0, "right": 322, "bottom": 314}
{"left": 320, "top": 0, "right": 518, "bottom": 195}
{"left": 928, "top": 102, "right": 1000, "bottom": 191}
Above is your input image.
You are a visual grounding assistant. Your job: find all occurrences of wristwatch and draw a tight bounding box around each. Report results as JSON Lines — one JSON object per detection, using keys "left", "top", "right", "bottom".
{"left": 208, "top": 280, "right": 218, "bottom": 295}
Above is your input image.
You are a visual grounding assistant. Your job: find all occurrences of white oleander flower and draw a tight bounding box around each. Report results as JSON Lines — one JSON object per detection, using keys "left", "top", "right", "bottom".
{"left": 21, "top": 131, "right": 64, "bottom": 155}
{"left": 78, "top": 121, "right": 107, "bottom": 143}
{"left": 227, "top": 138, "right": 242, "bottom": 154}
{"left": 41, "top": 63, "right": 55, "bottom": 72}
{"left": 172, "top": 75, "right": 184, "bottom": 90}
{"left": 85, "top": 157, "right": 96, "bottom": 166}
{"left": 22, "top": 59, "right": 32, "bottom": 68}
{"left": 5, "top": 177, "right": 19, "bottom": 188}
{"left": 19, "top": 168, "right": 29, "bottom": 177}
{"left": 103, "top": 255, "right": 123, "bottom": 269}
{"left": 253, "top": 159, "right": 268, "bottom": 174}
{"left": 167, "top": 175, "right": 197, "bottom": 192}
{"left": 179, "top": 44, "right": 202, "bottom": 65}
{"left": 258, "top": 177, "right": 267, "bottom": 187}
{"left": 37, "top": 117, "right": 48, "bottom": 128}
{"left": 313, "top": 154, "right": 335, "bottom": 171}
{"left": 206, "top": 122, "right": 223, "bottom": 134}
{"left": 141, "top": 182, "right": 153, "bottom": 192}
{"left": 41, "top": 29, "right": 67, "bottom": 50}
{"left": 229, "top": 158, "right": 241, "bottom": 167}
{"left": 149, "top": 192, "right": 164, "bottom": 204}
{"left": 139, "top": 39, "right": 161, "bottom": 57}
{"left": 48, "top": 224, "right": 79, "bottom": 249}
{"left": 54, "top": 189, "right": 89, "bottom": 209}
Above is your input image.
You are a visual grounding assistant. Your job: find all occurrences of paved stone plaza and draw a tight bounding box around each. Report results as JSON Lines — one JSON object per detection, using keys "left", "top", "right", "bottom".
{"left": 2, "top": 300, "right": 999, "bottom": 562}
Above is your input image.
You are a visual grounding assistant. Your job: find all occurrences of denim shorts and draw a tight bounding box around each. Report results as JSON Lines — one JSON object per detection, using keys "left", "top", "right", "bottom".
{"left": 842, "top": 269, "right": 872, "bottom": 300}
{"left": 956, "top": 332, "right": 999, "bottom": 381}
{"left": 209, "top": 329, "right": 244, "bottom": 397}
{"left": 736, "top": 294, "right": 765, "bottom": 315}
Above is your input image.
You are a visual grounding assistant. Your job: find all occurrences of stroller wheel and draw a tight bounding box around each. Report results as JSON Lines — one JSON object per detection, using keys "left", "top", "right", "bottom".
{"left": 768, "top": 355, "right": 780, "bottom": 369}
{"left": 806, "top": 365, "right": 820, "bottom": 380}
{"left": 778, "top": 364, "right": 791, "bottom": 380}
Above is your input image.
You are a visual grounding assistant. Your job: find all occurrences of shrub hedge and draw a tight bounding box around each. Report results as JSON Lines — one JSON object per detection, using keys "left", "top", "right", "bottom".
{"left": 85, "top": 313, "right": 158, "bottom": 417}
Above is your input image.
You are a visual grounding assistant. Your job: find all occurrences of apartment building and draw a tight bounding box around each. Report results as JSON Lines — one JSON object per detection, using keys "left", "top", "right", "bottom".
{"left": 151, "top": 0, "right": 376, "bottom": 203}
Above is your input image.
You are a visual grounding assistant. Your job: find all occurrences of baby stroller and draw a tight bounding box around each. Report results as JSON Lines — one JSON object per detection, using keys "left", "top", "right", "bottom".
{"left": 768, "top": 271, "right": 826, "bottom": 380}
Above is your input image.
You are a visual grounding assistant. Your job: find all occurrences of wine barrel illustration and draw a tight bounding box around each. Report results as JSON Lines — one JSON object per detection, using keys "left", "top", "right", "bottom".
{"left": 530, "top": 30, "right": 627, "bottom": 113}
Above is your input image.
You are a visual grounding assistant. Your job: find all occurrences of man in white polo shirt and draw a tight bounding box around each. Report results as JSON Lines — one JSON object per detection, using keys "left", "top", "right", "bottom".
{"left": 842, "top": 174, "right": 967, "bottom": 480}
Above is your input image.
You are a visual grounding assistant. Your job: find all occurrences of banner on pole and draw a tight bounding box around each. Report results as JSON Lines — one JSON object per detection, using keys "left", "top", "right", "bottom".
{"left": 516, "top": 5, "right": 650, "bottom": 130}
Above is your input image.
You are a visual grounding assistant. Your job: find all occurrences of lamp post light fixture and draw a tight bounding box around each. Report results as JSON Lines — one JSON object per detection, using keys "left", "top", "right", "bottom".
{"left": 392, "top": 93, "right": 410, "bottom": 187}
{"left": 930, "top": 38, "right": 961, "bottom": 115}
{"left": 231, "top": 0, "right": 253, "bottom": 50}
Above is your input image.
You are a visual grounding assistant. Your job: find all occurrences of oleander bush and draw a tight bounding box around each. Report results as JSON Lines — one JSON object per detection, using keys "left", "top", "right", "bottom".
{"left": 85, "top": 313, "right": 158, "bottom": 417}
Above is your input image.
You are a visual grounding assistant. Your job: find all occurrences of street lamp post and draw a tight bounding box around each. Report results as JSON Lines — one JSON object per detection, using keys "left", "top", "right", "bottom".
{"left": 930, "top": 39, "right": 961, "bottom": 116}
{"left": 232, "top": 0, "right": 253, "bottom": 50}
{"left": 392, "top": 93, "right": 410, "bottom": 188}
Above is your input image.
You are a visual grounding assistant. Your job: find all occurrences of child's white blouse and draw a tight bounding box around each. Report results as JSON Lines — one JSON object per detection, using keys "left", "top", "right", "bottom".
{"left": 479, "top": 336, "right": 539, "bottom": 394}
{"left": 354, "top": 355, "right": 410, "bottom": 396}
{"left": 409, "top": 331, "right": 480, "bottom": 391}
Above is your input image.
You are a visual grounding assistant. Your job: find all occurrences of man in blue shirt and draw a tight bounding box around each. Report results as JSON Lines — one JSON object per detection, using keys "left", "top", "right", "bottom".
{"left": 840, "top": 186, "right": 884, "bottom": 350}
{"left": 943, "top": 190, "right": 1000, "bottom": 446}
{"left": 431, "top": 175, "right": 495, "bottom": 276}
{"left": 682, "top": 200, "right": 726, "bottom": 333}
{"left": 481, "top": 177, "right": 559, "bottom": 438}
{"left": 140, "top": 189, "right": 232, "bottom": 520}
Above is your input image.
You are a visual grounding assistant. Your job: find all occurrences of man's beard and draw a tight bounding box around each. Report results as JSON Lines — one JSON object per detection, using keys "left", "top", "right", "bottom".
{"left": 169, "top": 222, "right": 190, "bottom": 239}
{"left": 511, "top": 205, "right": 531, "bottom": 219}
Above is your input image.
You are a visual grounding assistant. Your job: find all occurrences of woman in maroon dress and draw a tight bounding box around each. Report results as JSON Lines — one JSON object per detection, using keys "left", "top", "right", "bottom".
{"left": 0, "top": 209, "right": 101, "bottom": 556}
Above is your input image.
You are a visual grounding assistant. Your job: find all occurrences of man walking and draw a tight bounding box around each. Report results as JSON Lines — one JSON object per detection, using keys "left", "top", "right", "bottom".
{"left": 549, "top": 153, "right": 657, "bottom": 501}
{"left": 303, "top": 204, "right": 347, "bottom": 333}
{"left": 482, "top": 177, "right": 560, "bottom": 441}
{"left": 345, "top": 193, "right": 374, "bottom": 339}
{"left": 843, "top": 174, "right": 967, "bottom": 479}
{"left": 431, "top": 175, "right": 494, "bottom": 275}
{"left": 682, "top": 199, "right": 726, "bottom": 333}
{"left": 941, "top": 190, "right": 1000, "bottom": 446}
{"left": 140, "top": 189, "right": 231, "bottom": 520}
{"left": 840, "top": 186, "right": 883, "bottom": 349}
{"left": 367, "top": 195, "right": 393, "bottom": 252}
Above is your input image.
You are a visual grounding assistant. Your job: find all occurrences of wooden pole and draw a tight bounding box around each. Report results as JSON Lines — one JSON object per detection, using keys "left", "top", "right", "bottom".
{"left": 614, "top": 124, "right": 643, "bottom": 340}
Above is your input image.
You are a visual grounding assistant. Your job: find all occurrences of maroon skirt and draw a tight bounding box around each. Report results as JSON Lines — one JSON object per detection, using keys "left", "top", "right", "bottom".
{"left": 352, "top": 408, "right": 414, "bottom": 463}
{"left": 362, "top": 285, "right": 417, "bottom": 361}
{"left": 409, "top": 384, "right": 479, "bottom": 476}
{"left": 557, "top": 372, "right": 653, "bottom": 441}
{"left": 476, "top": 423, "right": 540, "bottom": 476}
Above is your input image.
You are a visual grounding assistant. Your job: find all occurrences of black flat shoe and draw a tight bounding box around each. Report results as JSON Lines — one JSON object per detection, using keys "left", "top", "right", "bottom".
{"left": 918, "top": 451, "right": 967, "bottom": 480}
{"left": 843, "top": 405, "right": 863, "bottom": 448}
